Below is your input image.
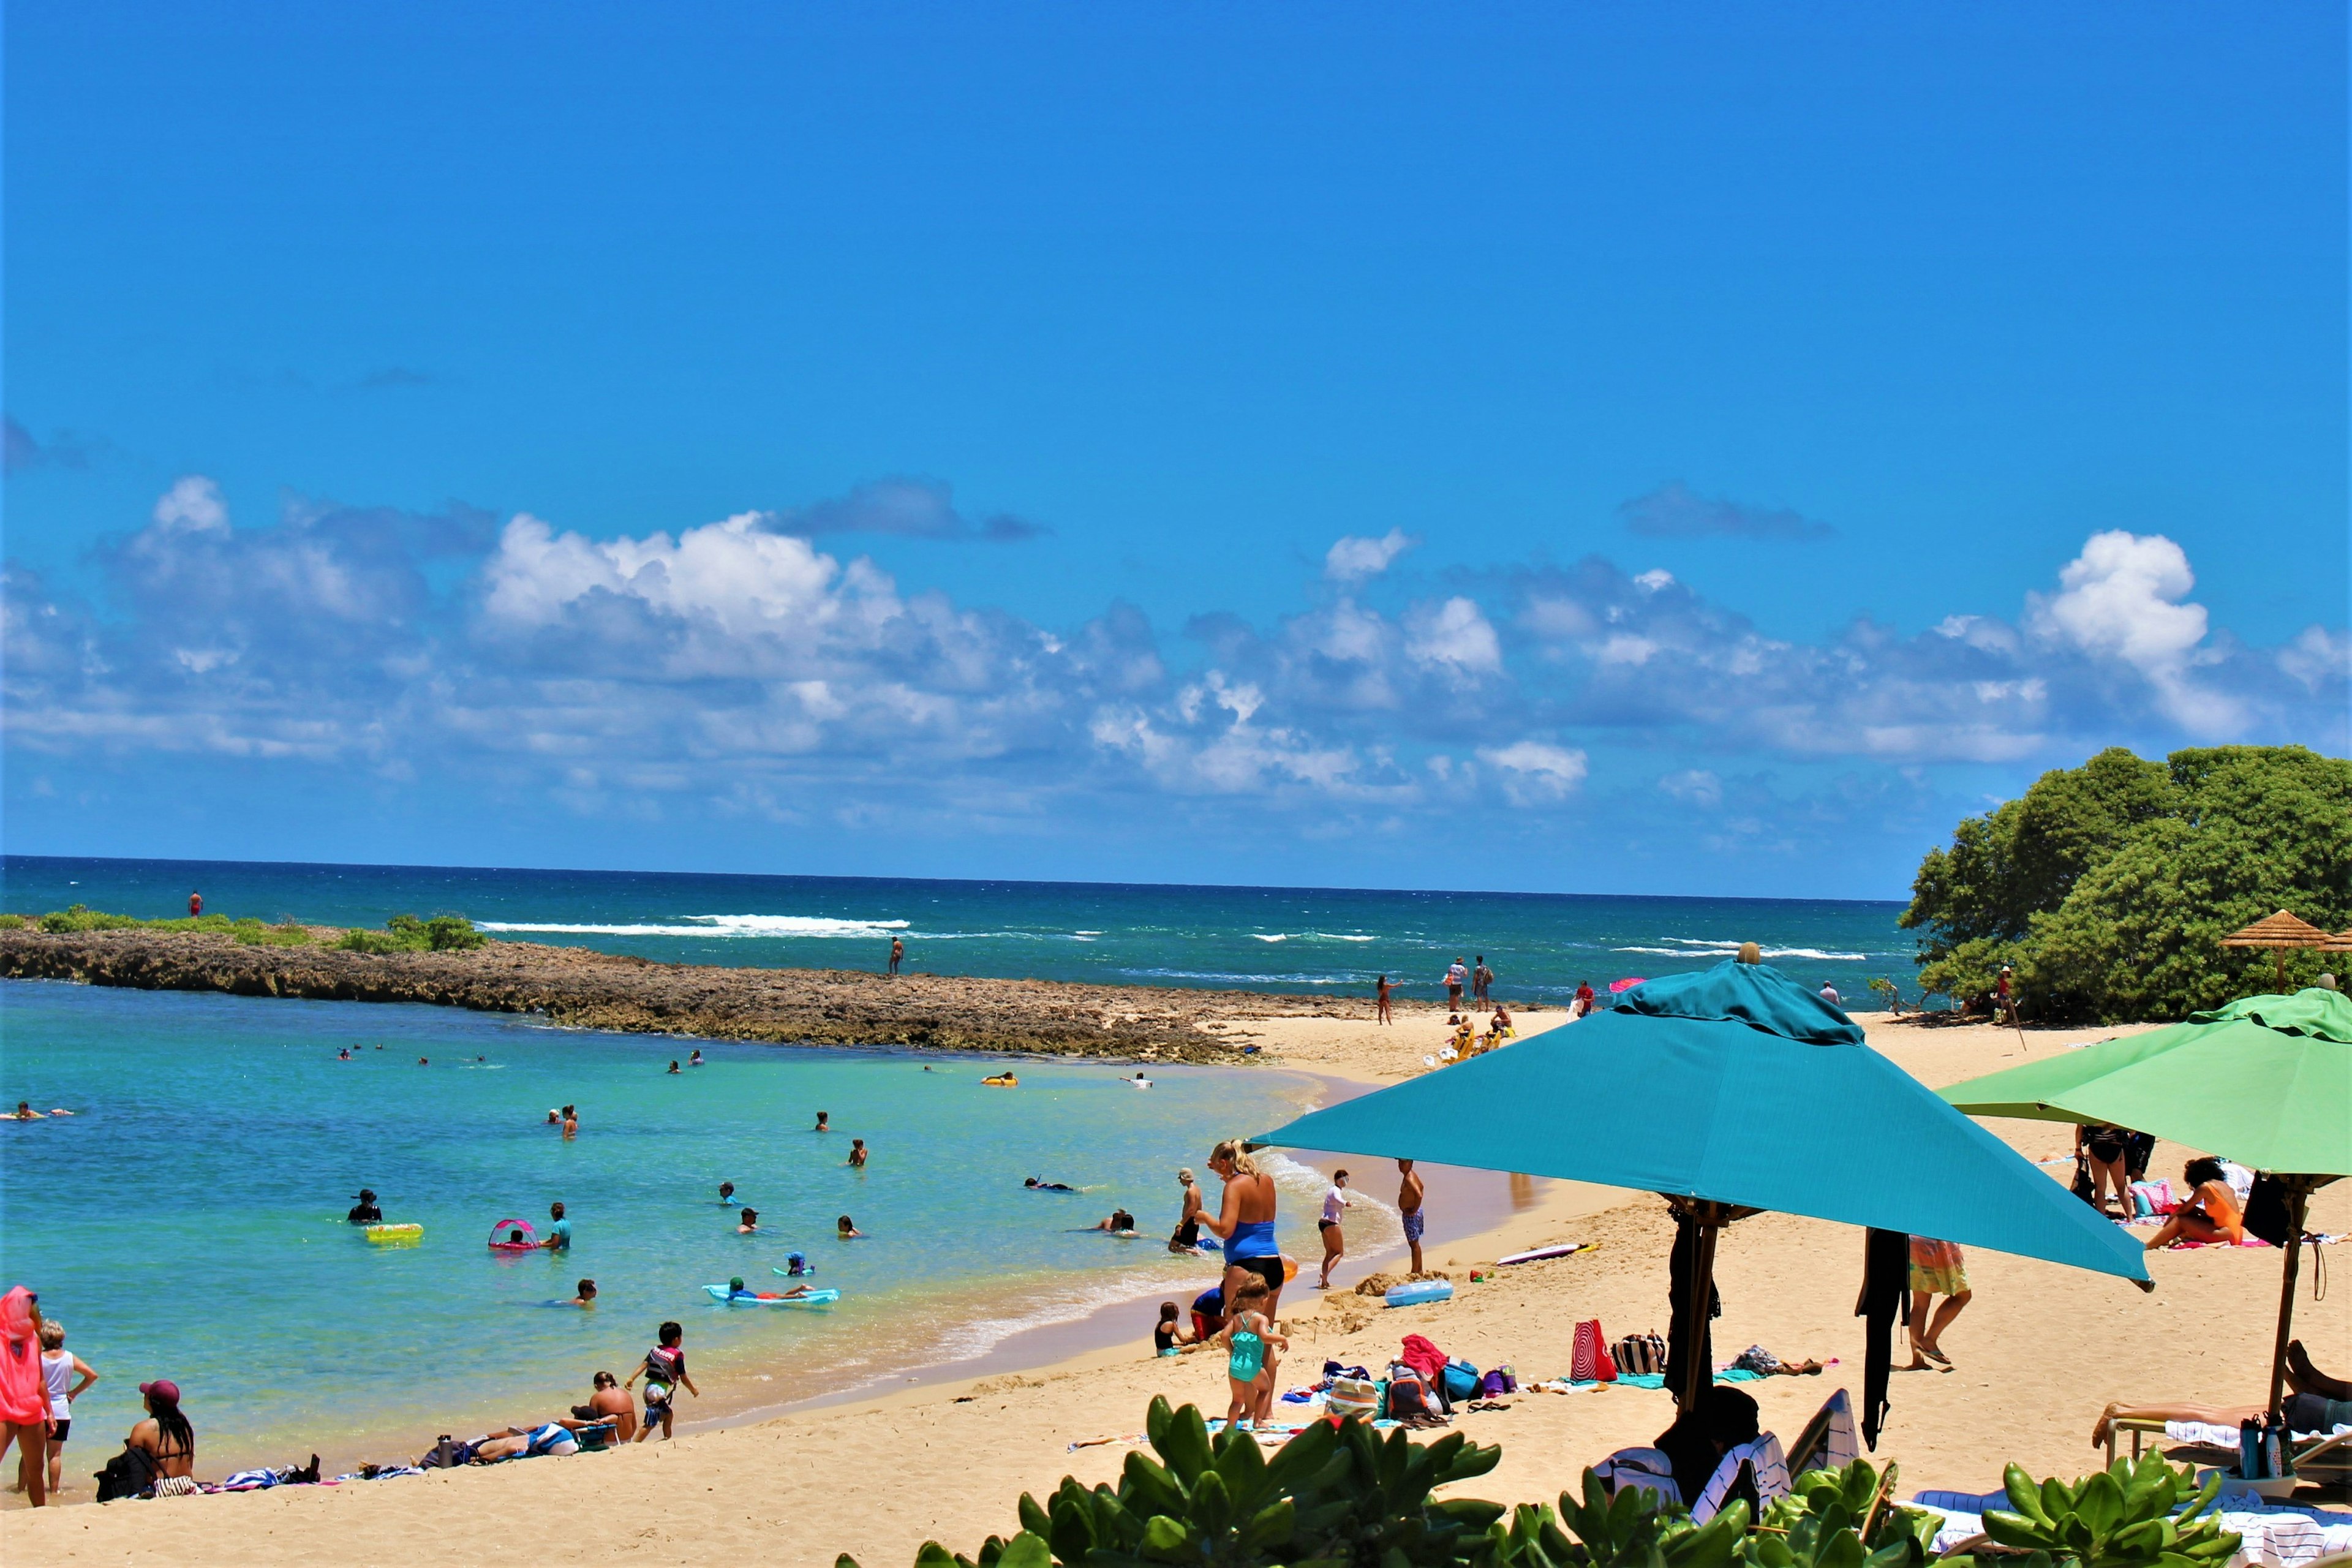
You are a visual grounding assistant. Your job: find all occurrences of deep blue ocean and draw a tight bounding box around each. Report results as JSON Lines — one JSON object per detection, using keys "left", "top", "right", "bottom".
{"left": 1, "top": 856, "right": 1918, "bottom": 1005}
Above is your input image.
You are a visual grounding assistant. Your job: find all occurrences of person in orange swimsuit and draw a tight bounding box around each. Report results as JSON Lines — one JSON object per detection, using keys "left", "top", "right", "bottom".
{"left": 2144, "top": 1156, "right": 2242, "bottom": 1249}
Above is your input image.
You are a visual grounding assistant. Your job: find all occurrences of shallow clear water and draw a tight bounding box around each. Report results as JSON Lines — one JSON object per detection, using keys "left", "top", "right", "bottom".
{"left": 0, "top": 981, "right": 1323, "bottom": 1469}
{"left": 3, "top": 855, "right": 1917, "bottom": 1005}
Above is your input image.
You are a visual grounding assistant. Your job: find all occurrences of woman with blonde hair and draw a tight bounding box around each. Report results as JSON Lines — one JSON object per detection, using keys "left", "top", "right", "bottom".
{"left": 1202, "top": 1139, "right": 1287, "bottom": 1321}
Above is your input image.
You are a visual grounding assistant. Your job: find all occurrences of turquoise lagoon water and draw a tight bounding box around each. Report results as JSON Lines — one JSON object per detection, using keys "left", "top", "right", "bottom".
{"left": 0, "top": 981, "right": 1332, "bottom": 1469}
{"left": 2, "top": 856, "right": 1918, "bottom": 1006}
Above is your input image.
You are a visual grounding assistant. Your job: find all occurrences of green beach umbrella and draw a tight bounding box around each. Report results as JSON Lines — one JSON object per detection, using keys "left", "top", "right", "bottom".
{"left": 1257, "top": 956, "right": 2149, "bottom": 1419}
{"left": 1939, "top": 986, "right": 2352, "bottom": 1417}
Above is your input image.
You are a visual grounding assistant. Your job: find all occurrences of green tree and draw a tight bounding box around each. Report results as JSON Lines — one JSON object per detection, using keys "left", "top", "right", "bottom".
{"left": 1905, "top": 745, "right": 2352, "bottom": 1023}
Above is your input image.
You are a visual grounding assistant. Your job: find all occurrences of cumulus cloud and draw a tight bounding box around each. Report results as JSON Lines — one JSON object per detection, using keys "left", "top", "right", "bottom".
{"left": 1324, "top": 528, "right": 1416, "bottom": 583}
{"left": 4, "top": 478, "right": 2341, "bottom": 844}
{"left": 1477, "top": 741, "right": 1588, "bottom": 804}
{"left": 1618, "top": 481, "right": 1834, "bottom": 541}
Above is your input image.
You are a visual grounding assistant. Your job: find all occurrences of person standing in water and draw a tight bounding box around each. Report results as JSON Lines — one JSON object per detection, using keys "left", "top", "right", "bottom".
{"left": 1202, "top": 1139, "right": 1286, "bottom": 1322}
{"left": 562, "top": 1107, "right": 578, "bottom": 1141}
{"left": 540, "top": 1201, "right": 571, "bottom": 1251}
{"left": 847, "top": 1139, "right": 867, "bottom": 1168}
{"left": 1317, "top": 1170, "right": 1352, "bottom": 1289}
{"left": 814, "top": 1111, "right": 830, "bottom": 1133}
{"left": 888, "top": 936, "right": 904, "bottom": 976}
{"left": 1396, "top": 1159, "right": 1426, "bottom": 1274}
{"left": 1169, "top": 1167, "right": 1204, "bottom": 1253}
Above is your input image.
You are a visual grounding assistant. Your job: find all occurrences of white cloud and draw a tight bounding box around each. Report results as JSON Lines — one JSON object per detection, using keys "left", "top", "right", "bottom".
{"left": 1477, "top": 741, "right": 1589, "bottom": 805}
{"left": 1659, "top": 769, "right": 1723, "bottom": 808}
{"left": 2026, "top": 530, "right": 2236, "bottom": 735}
{"left": 1324, "top": 529, "right": 1416, "bottom": 584}
{"left": 151, "top": 475, "right": 229, "bottom": 534}
{"left": 1404, "top": 597, "right": 1502, "bottom": 681}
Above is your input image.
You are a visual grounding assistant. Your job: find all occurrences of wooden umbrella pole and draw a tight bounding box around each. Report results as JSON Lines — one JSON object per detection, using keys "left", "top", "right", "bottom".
{"left": 2266, "top": 1183, "right": 2312, "bottom": 1419}
{"left": 1680, "top": 1207, "right": 1725, "bottom": 1412}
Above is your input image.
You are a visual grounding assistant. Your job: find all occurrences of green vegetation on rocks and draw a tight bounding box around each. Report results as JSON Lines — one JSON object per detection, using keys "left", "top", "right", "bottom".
{"left": 15, "top": 905, "right": 314, "bottom": 946}
{"left": 334, "top": 913, "right": 487, "bottom": 954}
{"left": 1902, "top": 745, "right": 2352, "bottom": 1022}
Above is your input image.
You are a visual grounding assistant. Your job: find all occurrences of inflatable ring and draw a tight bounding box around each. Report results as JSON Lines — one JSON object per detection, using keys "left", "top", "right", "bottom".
{"left": 981, "top": 1074, "right": 1018, "bottom": 1087}
{"left": 364, "top": 1223, "right": 423, "bottom": 1245}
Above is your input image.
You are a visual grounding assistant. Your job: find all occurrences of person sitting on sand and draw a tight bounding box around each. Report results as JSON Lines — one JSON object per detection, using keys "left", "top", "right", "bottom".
{"left": 1654, "top": 1384, "right": 1760, "bottom": 1507}
{"left": 1152, "top": 1301, "right": 1193, "bottom": 1355}
{"left": 1452, "top": 1020, "right": 1476, "bottom": 1057}
{"left": 625, "top": 1322, "right": 698, "bottom": 1442}
{"left": 2146, "top": 1156, "right": 2244, "bottom": 1249}
{"left": 1211, "top": 1276, "right": 1287, "bottom": 1430}
{"left": 837, "top": 1215, "right": 863, "bottom": 1238}
{"left": 736, "top": 1207, "right": 760, "bottom": 1235}
{"left": 1169, "top": 1168, "right": 1205, "bottom": 1253}
{"left": 567, "top": 1280, "right": 598, "bottom": 1308}
{"left": 126, "top": 1379, "right": 197, "bottom": 1489}
{"left": 1092, "top": 1209, "right": 1137, "bottom": 1234}
{"left": 2092, "top": 1340, "right": 2352, "bottom": 1448}
{"left": 848, "top": 1139, "right": 868, "bottom": 1168}
{"left": 572, "top": 1370, "right": 636, "bottom": 1442}
{"left": 1025, "top": 1177, "right": 1076, "bottom": 1193}
{"left": 1490, "top": 1005, "right": 1513, "bottom": 1038}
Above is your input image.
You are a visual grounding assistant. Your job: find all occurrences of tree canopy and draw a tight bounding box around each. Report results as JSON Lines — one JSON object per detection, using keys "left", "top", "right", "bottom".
{"left": 1901, "top": 745, "right": 2352, "bottom": 1023}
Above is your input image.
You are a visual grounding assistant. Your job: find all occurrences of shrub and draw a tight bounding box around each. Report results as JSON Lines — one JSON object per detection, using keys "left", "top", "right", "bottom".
{"left": 39, "top": 904, "right": 145, "bottom": 933}
{"left": 334, "top": 914, "right": 485, "bottom": 954}
{"left": 1956, "top": 1455, "right": 2236, "bottom": 1568}
{"left": 0, "top": 913, "right": 23, "bottom": 930}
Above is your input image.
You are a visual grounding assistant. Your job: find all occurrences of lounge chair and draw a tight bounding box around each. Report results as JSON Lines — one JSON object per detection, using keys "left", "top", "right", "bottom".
{"left": 2104, "top": 1420, "right": 2352, "bottom": 1494}
{"left": 1784, "top": 1389, "right": 1861, "bottom": 1479}
{"left": 1692, "top": 1433, "right": 1791, "bottom": 1524}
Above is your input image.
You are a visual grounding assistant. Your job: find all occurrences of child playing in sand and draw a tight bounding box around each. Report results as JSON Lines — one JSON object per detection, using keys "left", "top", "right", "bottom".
{"left": 1152, "top": 1301, "right": 1190, "bottom": 1355}
{"left": 1211, "top": 1277, "right": 1287, "bottom": 1429}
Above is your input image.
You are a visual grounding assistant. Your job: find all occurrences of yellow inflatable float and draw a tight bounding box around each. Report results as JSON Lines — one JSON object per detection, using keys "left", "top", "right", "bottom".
{"left": 980, "top": 1073, "right": 1019, "bottom": 1087}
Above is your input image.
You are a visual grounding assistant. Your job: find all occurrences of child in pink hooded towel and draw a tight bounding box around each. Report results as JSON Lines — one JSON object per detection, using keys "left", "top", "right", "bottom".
{"left": 1, "top": 1286, "right": 52, "bottom": 1505}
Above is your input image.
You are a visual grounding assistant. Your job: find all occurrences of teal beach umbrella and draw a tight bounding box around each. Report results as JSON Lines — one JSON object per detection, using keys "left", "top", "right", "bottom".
{"left": 1939, "top": 987, "right": 2351, "bottom": 1417}
{"left": 1257, "top": 958, "right": 2150, "bottom": 1415}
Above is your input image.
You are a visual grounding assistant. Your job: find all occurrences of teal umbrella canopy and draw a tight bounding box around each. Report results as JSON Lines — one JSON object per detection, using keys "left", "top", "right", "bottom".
{"left": 1259, "top": 959, "right": 2149, "bottom": 1284}
{"left": 1937, "top": 988, "right": 2352, "bottom": 1178}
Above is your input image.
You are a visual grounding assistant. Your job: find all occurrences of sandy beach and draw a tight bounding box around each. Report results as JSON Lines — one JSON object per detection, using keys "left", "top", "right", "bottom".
{"left": 5, "top": 1008, "right": 2343, "bottom": 1566}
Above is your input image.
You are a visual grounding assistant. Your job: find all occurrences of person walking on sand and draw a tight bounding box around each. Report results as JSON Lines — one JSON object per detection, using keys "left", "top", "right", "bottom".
{"left": 1396, "top": 1159, "right": 1426, "bottom": 1274}
{"left": 625, "top": 1322, "right": 698, "bottom": 1442}
{"left": 1472, "top": 956, "right": 1493, "bottom": 1008}
{"left": 1169, "top": 1167, "right": 1204, "bottom": 1253}
{"left": 1905, "top": 1235, "right": 1971, "bottom": 1370}
{"left": 888, "top": 936, "right": 904, "bottom": 976}
{"left": 1996, "top": 966, "right": 2019, "bottom": 1028}
{"left": 1317, "top": 1170, "right": 1353, "bottom": 1289}
{"left": 1375, "top": 974, "right": 1393, "bottom": 1025}
{"left": 1202, "top": 1139, "right": 1286, "bottom": 1322}
{"left": 1444, "top": 958, "right": 1468, "bottom": 1011}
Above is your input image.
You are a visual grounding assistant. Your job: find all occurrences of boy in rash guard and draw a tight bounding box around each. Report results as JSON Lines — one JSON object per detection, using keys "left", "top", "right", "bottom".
{"left": 625, "top": 1322, "right": 698, "bottom": 1441}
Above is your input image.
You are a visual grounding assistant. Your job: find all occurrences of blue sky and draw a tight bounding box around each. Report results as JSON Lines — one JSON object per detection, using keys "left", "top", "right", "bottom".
{"left": 5, "top": 2, "right": 2346, "bottom": 898}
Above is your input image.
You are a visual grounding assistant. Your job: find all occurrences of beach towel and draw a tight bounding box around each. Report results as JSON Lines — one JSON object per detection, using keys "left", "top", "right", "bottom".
{"left": 0, "top": 1287, "right": 47, "bottom": 1425}
{"left": 1691, "top": 1433, "right": 1790, "bottom": 1525}
{"left": 1571, "top": 1319, "right": 1616, "bottom": 1382}
{"left": 1398, "top": 1334, "right": 1448, "bottom": 1381}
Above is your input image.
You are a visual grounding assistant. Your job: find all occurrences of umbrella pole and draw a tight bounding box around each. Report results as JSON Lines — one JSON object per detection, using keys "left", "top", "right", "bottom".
{"left": 2265, "top": 1183, "right": 2312, "bottom": 1419}
{"left": 1679, "top": 1208, "right": 1725, "bottom": 1412}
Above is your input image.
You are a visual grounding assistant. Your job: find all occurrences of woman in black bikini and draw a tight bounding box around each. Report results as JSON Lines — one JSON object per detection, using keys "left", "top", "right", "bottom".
{"left": 2077, "top": 1122, "right": 2132, "bottom": 1216}
{"left": 128, "top": 1380, "right": 196, "bottom": 1493}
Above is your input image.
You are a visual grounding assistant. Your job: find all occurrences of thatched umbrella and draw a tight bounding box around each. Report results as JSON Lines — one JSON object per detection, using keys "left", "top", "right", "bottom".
{"left": 2219, "top": 910, "right": 2329, "bottom": 990}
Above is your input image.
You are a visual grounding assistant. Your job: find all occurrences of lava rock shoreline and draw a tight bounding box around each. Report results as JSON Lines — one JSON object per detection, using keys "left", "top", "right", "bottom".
{"left": 0, "top": 927, "right": 1395, "bottom": 1061}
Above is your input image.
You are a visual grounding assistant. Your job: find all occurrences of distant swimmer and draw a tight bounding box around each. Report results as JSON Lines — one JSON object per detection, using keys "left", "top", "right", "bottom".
{"left": 562, "top": 1110, "right": 578, "bottom": 1141}
{"left": 1128, "top": 1072, "right": 1153, "bottom": 1088}
{"left": 418, "top": 1057, "right": 429, "bottom": 1067}
{"left": 337, "top": 1048, "right": 352, "bottom": 1061}
{"left": 9, "top": 1103, "right": 42, "bottom": 1120}
{"left": 567, "top": 1279, "right": 598, "bottom": 1308}
{"left": 541, "top": 1201, "right": 571, "bottom": 1251}
{"left": 347, "top": 1189, "right": 383, "bottom": 1224}
{"left": 981, "top": 1073, "right": 1018, "bottom": 1087}
{"left": 688, "top": 1050, "right": 704, "bottom": 1068}
{"left": 718, "top": 1182, "right": 738, "bottom": 1205}
{"left": 848, "top": 1139, "right": 868, "bottom": 1169}
{"left": 1091, "top": 1208, "right": 1137, "bottom": 1234}
{"left": 1025, "top": 1177, "right": 1077, "bottom": 1193}
{"left": 837, "top": 1215, "right": 863, "bottom": 1238}
{"left": 737, "top": 1207, "right": 760, "bottom": 1235}
{"left": 783, "top": 1251, "right": 813, "bottom": 1276}
{"left": 666, "top": 1060, "right": 681, "bottom": 1075}
{"left": 814, "top": 1111, "right": 830, "bottom": 1133}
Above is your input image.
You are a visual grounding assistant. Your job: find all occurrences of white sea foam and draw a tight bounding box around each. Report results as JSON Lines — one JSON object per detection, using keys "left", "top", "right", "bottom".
{"left": 475, "top": 914, "right": 911, "bottom": 939}
{"left": 1610, "top": 942, "right": 1868, "bottom": 961}
{"left": 1253, "top": 933, "right": 1289, "bottom": 943}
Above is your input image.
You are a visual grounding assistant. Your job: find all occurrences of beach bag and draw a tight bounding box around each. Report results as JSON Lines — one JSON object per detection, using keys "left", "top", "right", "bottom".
{"left": 1571, "top": 1319, "right": 1617, "bottom": 1382}
{"left": 1385, "top": 1368, "right": 1433, "bottom": 1420}
{"left": 96, "top": 1442, "right": 160, "bottom": 1502}
{"left": 1441, "top": 1360, "right": 1481, "bottom": 1403}
{"left": 1325, "top": 1376, "right": 1380, "bottom": 1419}
{"left": 2244, "top": 1176, "right": 2296, "bottom": 1248}
{"left": 1612, "top": 1332, "right": 1668, "bottom": 1377}
{"left": 2070, "top": 1156, "right": 2098, "bottom": 1207}
{"left": 1479, "top": 1366, "right": 1518, "bottom": 1397}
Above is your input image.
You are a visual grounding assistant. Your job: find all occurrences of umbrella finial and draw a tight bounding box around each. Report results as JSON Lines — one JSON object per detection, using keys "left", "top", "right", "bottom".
{"left": 1736, "top": 941, "right": 1762, "bottom": 965}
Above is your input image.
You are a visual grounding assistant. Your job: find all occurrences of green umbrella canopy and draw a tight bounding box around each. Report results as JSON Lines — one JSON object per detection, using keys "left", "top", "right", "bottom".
{"left": 1938, "top": 988, "right": 2352, "bottom": 1178}
{"left": 1258, "top": 959, "right": 2150, "bottom": 1283}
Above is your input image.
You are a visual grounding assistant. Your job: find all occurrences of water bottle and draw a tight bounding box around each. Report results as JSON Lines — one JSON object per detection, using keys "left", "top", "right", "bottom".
{"left": 2266, "top": 1411, "right": 2289, "bottom": 1479}
{"left": 2239, "top": 1416, "right": 2265, "bottom": 1479}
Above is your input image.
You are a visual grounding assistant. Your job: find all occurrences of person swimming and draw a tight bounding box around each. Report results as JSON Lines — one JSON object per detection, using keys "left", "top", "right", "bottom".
{"left": 814, "top": 1111, "right": 830, "bottom": 1132}
{"left": 718, "top": 1181, "right": 737, "bottom": 1205}
{"left": 568, "top": 1279, "right": 597, "bottom": 1307}
{"left": 666, "top": 1060, "right": 680, "bottom": 1074}
{"left": 688, "top": 1050, "right": 704, "bottom": 1067}
{"left": 737, "top": 1207, "right": 760, "bottom": 1235}
{"left": 848, "top": 1139, "right": 867, "bottom": 1168}
{"left": 1025, "top": 1177, "right": 1077, "bottom": 1193}
{"left": 783, "top": 1252, "right": 812, "bottom": 1275}
{"left": 336, "top": 1047, "right": 352, "bottom": 1061}
{"left": 1091, "top": 1208, "right": 1137, "bottom": 1233}
{"left": 837, "top": 1215, "right": 863, "bottom": 1238}
{"left": 347, "top": 1189, "right": 383, "bottom": 1224}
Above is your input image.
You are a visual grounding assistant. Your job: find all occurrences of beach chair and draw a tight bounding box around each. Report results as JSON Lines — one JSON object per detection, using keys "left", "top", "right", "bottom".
{"left": 1591, "top": 1446, "right": 1682, "bottom": 1506}
{"left": 1784, "top": 1389, "right": 1861, "bottom": 1479}
{"left": 1691, "top": 1433, "right": 1791, "bottom": 1524}
{"left": 2105, "top": 1420, "right": 2352, "bottom": 1494}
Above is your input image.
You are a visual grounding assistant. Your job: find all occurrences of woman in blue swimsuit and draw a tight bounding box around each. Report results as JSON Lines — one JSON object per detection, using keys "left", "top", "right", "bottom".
{"left": 1203, "top": 1139, "right": 1287, "bottom": 1324}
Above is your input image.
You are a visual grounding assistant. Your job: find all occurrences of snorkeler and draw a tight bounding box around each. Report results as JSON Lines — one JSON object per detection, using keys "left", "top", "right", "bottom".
{"left": 1025, "top": 1177, "right": 1077, "bottom": 1193}
{"left": 347, "top": 1189, "right": 383, "bottom": 1224}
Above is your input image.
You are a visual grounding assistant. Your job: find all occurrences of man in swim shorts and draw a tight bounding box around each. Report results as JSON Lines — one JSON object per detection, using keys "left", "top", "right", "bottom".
{"left": 1397, "top": 1159, "right": 1426, "bottom": 1273}
{"left": 737, "top": 1207, "right": 760, "bottom": 1234}
{"left": 1169, "top": 1168, "right": 1204, "bottom": 1252}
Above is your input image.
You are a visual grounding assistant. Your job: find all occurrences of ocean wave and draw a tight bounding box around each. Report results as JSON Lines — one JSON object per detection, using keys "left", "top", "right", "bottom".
{"left": 1118, "top": 968, "right": 1354, "bottom": 986}
{"left": 1251, "top": 932, "right": 1376, "bottom": 944}
{"left": 1608, "top": 943, "right": 1869, "bottom": 961}
{"left": 1252, "top": 933, "right": 1289, "bottom": 943}
{"left": 477, "top": 913, "right": 911, "bottom": 939}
